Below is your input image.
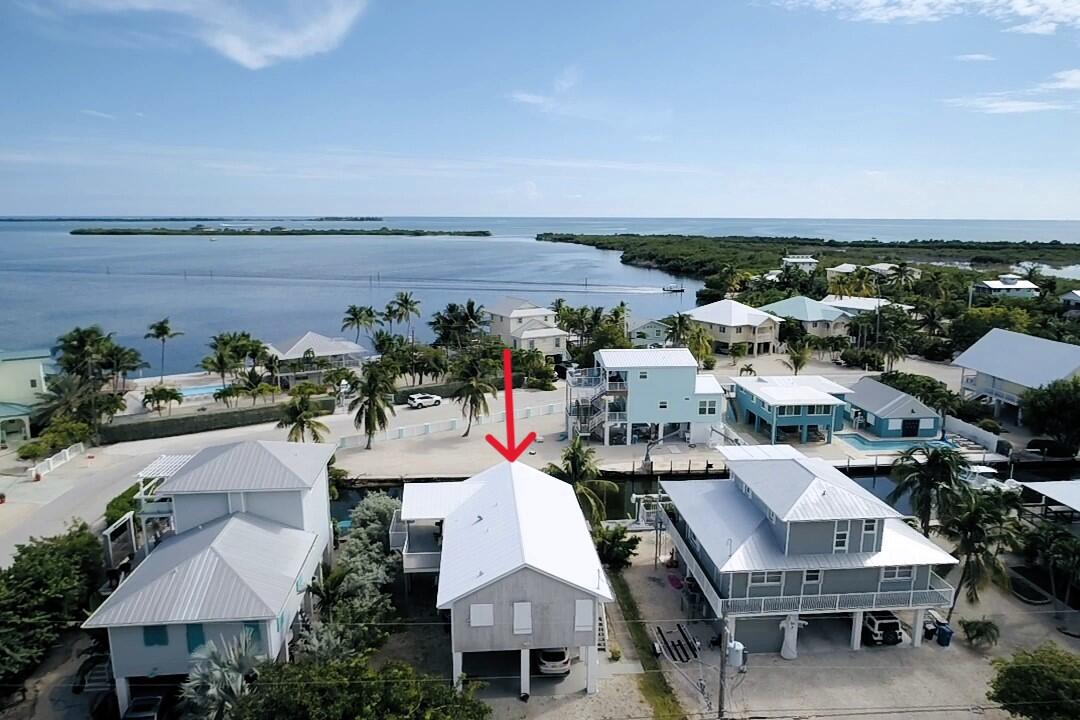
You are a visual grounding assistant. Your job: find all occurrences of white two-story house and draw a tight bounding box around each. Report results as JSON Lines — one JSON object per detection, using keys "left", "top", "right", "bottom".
{"left": 661, "top": 446, "right": 956, "bottom": 655}
{"left": 974, "top": 274, "right": 1039, "bottom": 299}
{"left": 83, "top": 440, "right": 337, "bottom": 713}
{"left": 486, "top": 297, "right": 568, "bottom": 362}
{"left": 687, "top": 299, "right": 781, "bottom": 356}
{"left": 565, "top": 348, "right": 726, "bottom": 446}
{"left": 390, "top": 462, "right": 612, "bottom": 696}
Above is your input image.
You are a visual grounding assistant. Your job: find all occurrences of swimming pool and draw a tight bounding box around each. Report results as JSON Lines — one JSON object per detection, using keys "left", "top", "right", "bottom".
{"left": 837, "top": 433, "right": 953, "bottom": 453}
{"left": 177, "top": 383, "right": 226, "bottom": 398}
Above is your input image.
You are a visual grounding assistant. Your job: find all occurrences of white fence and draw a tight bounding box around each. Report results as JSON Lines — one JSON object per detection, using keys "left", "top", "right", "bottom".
{"left": 28, "top": 442, "right": 86, "bottom": 479}
{"left": 944, "top": 415, "right": 999, "bottom": 453}
{"left": 337, "top": 402, "right": 565, "bottom": 450}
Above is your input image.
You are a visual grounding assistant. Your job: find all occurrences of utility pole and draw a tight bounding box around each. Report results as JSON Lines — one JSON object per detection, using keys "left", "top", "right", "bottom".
{"left": 717, "top": 613, "right": 728, "bottom": 719}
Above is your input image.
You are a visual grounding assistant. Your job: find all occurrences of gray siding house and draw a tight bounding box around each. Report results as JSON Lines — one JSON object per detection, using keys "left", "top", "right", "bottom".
{"left": 84, "top": 441, "right": 337, "bottom": 714}
{"left": 844, "top": 377, "right": 940, "bottom": 439}
{"left": 660, "top": 446, "right": 956, "bottom": 654}
{"left": 391, "top": 462, "right": 612, "bottom": 695}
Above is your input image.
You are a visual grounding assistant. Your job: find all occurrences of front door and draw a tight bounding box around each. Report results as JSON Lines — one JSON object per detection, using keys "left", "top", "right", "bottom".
{"left": 901, "top": 419, "right": 920, "bottom": 437}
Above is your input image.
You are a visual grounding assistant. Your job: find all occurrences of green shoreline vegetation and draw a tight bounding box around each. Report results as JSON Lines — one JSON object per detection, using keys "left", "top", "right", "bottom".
{"left": 71, "top": 225, "right": 489, "bottom": 237}
{"left": 536, "top": 232, "right": 1080, "bottom": 277}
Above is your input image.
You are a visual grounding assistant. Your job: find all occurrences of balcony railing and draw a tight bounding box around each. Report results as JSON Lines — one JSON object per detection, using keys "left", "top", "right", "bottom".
{"left": 962, "top": 376, "right": 1020, "bottom": 405}
{"left": 389, "top": 509, "right": 407, "bottom": 552}
{"left": 403, "top": 551, "right": 442, "bottom": 572}
{"left": 608, "top": 411, "right": 628, "bottom": 422}
{"left": 606, "top": 381, "right": 628, "bottom": 392}
{"left": 660, "top": 506, "right": 955, "bottom": 618}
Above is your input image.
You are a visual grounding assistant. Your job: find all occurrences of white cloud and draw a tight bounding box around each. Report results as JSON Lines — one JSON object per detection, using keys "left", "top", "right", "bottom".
{"left": 1040, "top": 69, "right": 1080, "bottom": 90}
{"left": 778, "top": 1, "right": 1080, "bottom": 34}
{"left": 80, "top": 108, "right": 116, "bottom": 119}
{"left": 945, "top": 96, "right": 1069, "bottom": 113}
{"left": 954, "top": 53, "right": 995, "bottom": 62}
{"left": 28, "top": 0, "right": 366, "bottom": 69}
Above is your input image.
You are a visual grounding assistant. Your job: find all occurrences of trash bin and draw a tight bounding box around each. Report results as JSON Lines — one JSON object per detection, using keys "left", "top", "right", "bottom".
{"left": 922, "top": 617, "right": 937, "bottom": 641}
{"left": 936, "top": 623, "right": 953, "bottom": 647}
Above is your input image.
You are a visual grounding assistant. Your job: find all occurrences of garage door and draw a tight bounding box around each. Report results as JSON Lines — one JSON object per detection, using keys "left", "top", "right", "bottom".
{"left": 901, "top": 419, "right": 920, "bottom": 437}
{"left": 733, "top": 617, "right": 784, "bottom": 653}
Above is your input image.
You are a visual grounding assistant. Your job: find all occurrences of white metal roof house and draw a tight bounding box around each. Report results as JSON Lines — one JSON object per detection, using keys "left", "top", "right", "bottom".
{"left": 974, "top": 273, "right": 1039, "bottom": 299}
{"left": 84, "top": 440, "right": 336, "bottom": 714}
{"left": 628, "top": 318, "right": 671, "bottom": 347}
{"left": 565, "top": 348, "right": 727, "bottom": 447}
{"left": 486, "top": 296, "right": 568, "bottom": 362}
{"left": 820, "top": 295, "right": 913, "bottom": 316}
{"left": 266, "top": 331, "right": 372, "bottom": 385}
{"left": 687, "top": 299, "right": 782, "bottom": 356}
{"left": 1060, "top": 289, "right": 1080, "bottom": 310}
{"left": 390, "top": 462, "right": 612, "bottom": 695}
{"left": 953, "top": 328, "right": 1080, "bottom": 426}
{"left": 728, "top": 375, "right": 850, "bottom": 444}
{"left": 757, "top": 296, "right": 851, "bottom": 339}
{"left": 781, "top": 255, "right": 818, "bottom": 273}
{"left": 660, "top": 446, "right": 956, "bottom": 654}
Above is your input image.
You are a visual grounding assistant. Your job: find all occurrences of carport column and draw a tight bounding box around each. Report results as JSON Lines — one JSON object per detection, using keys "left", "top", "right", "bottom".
{"left": 626, "top": 425, "right": 631, "bottom": 446}
{"left": 604, "top": 423, "right": 610, "bottom": 446}
{"left": 912, "top": 609, "right": 924, "bottom": 647}
{"left": 452, "top": 652, "right": 463, "bottom": 689}
{"left": 520, "top": 648, "right": 530, "bottom": 696}
{"left": 851, "top": 611, "right": 863, "bottom": 650}
{"left": 115, "top": 677, "right": 130, "bottom": 715}
{"left": 586, "top": 645, "right": 599, "bottom": 694}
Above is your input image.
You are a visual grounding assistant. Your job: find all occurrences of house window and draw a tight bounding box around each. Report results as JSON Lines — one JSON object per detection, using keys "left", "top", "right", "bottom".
{"left": 29, "top": 379, "right": 37, "bottom": 389}
{"left": 275, "top": 612, "right": 285, "bottom": 633}
{"left": 749, "top": 571, "right": 783, "bottom": 585}
{"left": 659, "top": 401, "right": 668, "bottom": 409}
{"left": 778, "top": 405, "right": 800, "bottom": 416}
{"left": 882, "top": 566, "right": 913, "bottom": 581}
{"left": 639, "top": 371, "right": 648, "bottom": 380}
{"left": 698, "top": 400, "right": 717, "bottom": 416}
{"left": 554, "top": 338, "right": 561, "bottom": 348}
{"left": 812, "top": 322, "right": 819, "bottom": 328}
{"left": 143, "top": 625, "right": 168, "bottom": 646}
{"left": 528, "top": 340, "right": 535, "bottom": 349}
{"left": 469, "top": 604, "right": 494, "bottom": 627}
{"left": 574, "top": 599, "right": 594, "bottom": 632}
{"left": 186, "top": 624, "right": 205, "bottom": 653}
{"left": 803, "top": 570, "right": 821, "bottom": 584}
{"left": 735, "top": 327, "right": 743, "bottom": 334}
{"left": 243, "top": 622, "right": 262, "bottom": 647}
{"left": 517, "top": 318, "right": 523, "bottom": 324}
{"left": 810, "top": 405, "right": 828, "bottom": 415}
{"left": 833, "top": 528, "right": 849, "bottom": 552}
{"left": 863, "top": 519, "right": 877, "bottom": 534}
{"left": 513, "top": 602, "right": 532, "bottom": 635}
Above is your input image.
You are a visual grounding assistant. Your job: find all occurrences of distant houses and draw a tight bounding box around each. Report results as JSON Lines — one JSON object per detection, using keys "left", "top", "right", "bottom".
{"left": 825, "top": 262, "right": 920, "bottom": 282}
{"left": 757, "top": 296, "right": 851, "bottom": 339}
{"left": 974, "top": 273, "right": 1039, "bottom": 299}
{"left": 781, "top": 255, "right": 818, "bottom": 273}
{"left": 628, "top": 318, "right": 670, "bottom": 348}
{"left": 819, "top": 295, "right": 912, "bottom": 316}
{"left": 266, "top": 331, "right": 372, "bottom": 384}
{"left": 486, "top": 297, "right": 569, "bottom": 362}
{"left": 687, "top": 299, "right": 781, "bottom": 356}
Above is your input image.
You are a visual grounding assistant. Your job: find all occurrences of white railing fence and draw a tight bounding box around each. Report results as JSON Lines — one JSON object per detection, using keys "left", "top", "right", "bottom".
{"left": 28, "top": 442, "right": 86, "bottom": 479}
{"left": 338, "top": 402, "right": 564, "bottom": 450}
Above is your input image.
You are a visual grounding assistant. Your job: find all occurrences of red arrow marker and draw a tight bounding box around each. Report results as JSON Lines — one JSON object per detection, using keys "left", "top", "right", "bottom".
{"left": 485, "top": 348, "right": 537, "bottom": 462}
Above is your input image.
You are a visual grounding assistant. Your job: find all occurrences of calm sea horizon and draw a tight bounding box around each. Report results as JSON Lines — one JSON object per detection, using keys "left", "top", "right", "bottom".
{"left": 4, "top": 216, "right": 1078, "bottom": 375}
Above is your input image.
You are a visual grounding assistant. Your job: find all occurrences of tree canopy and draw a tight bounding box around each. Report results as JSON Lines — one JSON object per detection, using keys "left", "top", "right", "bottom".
{"left": 988, "top": 643, "right": 1080, "bottom": 720}
{"left": 1021, "top": 377, "right": 1080, "bottom": 455}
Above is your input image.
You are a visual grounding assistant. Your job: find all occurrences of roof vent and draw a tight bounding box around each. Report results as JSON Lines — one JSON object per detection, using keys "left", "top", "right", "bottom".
{"left": 474, "top": 514, "right": 483, "bottom": 524}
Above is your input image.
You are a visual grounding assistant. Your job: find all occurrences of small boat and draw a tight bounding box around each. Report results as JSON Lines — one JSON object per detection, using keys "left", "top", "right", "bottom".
{"left": 961, "top": 465, "right": 1020, "bottom": 493}
{"left": 663, "top": 284, "right": 685, "bottom": 293}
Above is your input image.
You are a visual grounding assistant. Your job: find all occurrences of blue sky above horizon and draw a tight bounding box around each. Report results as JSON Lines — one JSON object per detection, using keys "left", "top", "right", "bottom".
{"left": 2, "top": 0, "right": 1079, "bottom": 219}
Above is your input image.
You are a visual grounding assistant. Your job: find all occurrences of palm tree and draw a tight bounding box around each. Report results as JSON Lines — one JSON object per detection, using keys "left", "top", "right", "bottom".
{"left": 729, "top": 342, "right": 748, "bottom": 367}
{"left": 144, "top": 318, "right": 183, "bottom": 384}
{"left": 449, "top": 352, "right": 498, "bottom": 437}
{"left": 263, "top": 354, "right": 282, "bottom": 395}
{"left": 418, "top": 346, "right": 449, "bottom": 384}
{"left": 781, "top": 343, "right": 812, "bottom": 375}
{"left": 101, "top": 343, "right": 148, "bottom": 392}
{"left": 200, "top": 348, "right": 240, "bottom": 391}
{"left": 915, "top": 301, "right": 947, "bottom": 337}
{"left": 543, "top": 437, "right": 620, "bottom": 526}
{"left": 237, "top": 368, "right": 274, "bottom": 406}
{"left": 308, "top": 564, "right": 358, "bottom": 622}
{"left": 212, "top": 385, "right": 240, "bottom": 409}
{"left": 392, "top": 291, "right": 422, "bottom": 341}
{"left": 349, "top": 361, "right": 397, "bottom": 449}
{"left": 141, "top": 385, "right": 183, "bottom": 416}
{"left": 828, "top": 275, "right": 854, "bottom": 299}
{"left": 889, "top": 445, "right": 968, "bottom": 537}
{"left": 382, "top": 301, "right": 401, "bottom": 335}
{"left": 606, "top": 302, "right": 630, "bottom": 334}
{"left": 739, "top": 363, "right": 756, "bottom": 376}
{"left": 937, "top": 488, "right": 1018, "bottom": 621}
{"left": 54, "top": 325, "right": 115, "bottom": 381}
{"left": 1021, "top": 523, "right": 1075, "bottom": 622}
{"left": 665, "top": 312, "right": 694, "bottom": 346}
{"left": 341, "top": 304, "right": 379, "bottom": 344}
{"left": 875, "top": 334, "right": 908, "bottom": 372}
{"left": 889, "top": 262, "right": 918, "bottom": 291}
{"left": 848, "top": 267, "right": 876, "bottom": 297}
{"left": 277, "top": 394, "right": 330, "bottom": 443}
{"left": 685, "top": 324, "right": 713, "bottom": 367}
{"left": 32, "top": 373, "right": 93, "bottom": 425}
{"left": 180, "top": 629, "right": 260, "bottom": 720}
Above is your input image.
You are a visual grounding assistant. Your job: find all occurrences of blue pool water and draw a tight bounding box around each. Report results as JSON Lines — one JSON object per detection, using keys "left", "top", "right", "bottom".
{"left": 837, "top": 433, "right": 952, "bottom": 452}
{"left": 177, "top": 383, "right": 226, "bottom": 397}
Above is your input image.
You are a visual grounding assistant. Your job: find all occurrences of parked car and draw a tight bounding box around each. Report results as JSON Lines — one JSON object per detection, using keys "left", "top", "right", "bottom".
{"left": 122, "top": 696, "right": 163, "bottom": 720}
{"left": 407, "top": 393, "right": 442, "bottom": 409}
{"left": 534, "top": 648, "right": 571, "bottom": 675}
{"left": 862, "top": 611, "right": 904, "bottom": 646}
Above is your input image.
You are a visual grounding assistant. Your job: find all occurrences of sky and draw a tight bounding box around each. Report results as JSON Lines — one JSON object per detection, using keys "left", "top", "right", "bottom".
{"left": 1, "top": 0, "right": 1079, "bottom": 219}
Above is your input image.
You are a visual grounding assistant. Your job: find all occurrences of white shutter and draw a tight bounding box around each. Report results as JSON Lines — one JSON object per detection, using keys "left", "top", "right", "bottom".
{"left": 469, "top": 604, "right": 494, "bottom": 627}
{"left": 574, "top": 599, "right": 594, "bottom": 632}
{"left": 919, "top": 418, "right": 935, "bottom": 430}
{"left": 512, "top": 602, "right": 532, "bottom": 635}
{"left": 887, "top": 418, "right": 902, "bottom": 430}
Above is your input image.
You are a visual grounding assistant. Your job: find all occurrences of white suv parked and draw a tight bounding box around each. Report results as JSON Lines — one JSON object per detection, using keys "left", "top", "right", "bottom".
{"left": 407, "top": 393, "right": 442, "bottom": 409}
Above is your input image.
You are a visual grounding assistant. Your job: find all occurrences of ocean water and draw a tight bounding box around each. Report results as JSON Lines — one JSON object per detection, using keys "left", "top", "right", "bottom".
{"left": 3, "top": 216, "right": 1078, "bottom": 375}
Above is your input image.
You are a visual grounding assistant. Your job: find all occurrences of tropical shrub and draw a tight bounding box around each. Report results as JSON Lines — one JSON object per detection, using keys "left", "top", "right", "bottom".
{"left": 593, "top": 524, "right": 641, "bottom": 573}
{"left": 976, "top": 419, "right": 1002, "bottom": 435}
{"left": 958, "top": 617, "right": 1000, "bottom": 647}
{"left": 840, "top": 348, "right": 884, "bottom": 370}
{"left": 16, "top": 440, "right": 49, "bottom": 461}
{"left": 988, "top": 643, "right": 1080, "bottom": 720}
{"left": 105, "top": 482, "right": 141, "bottom": 525}
{"left": 1021, "top": 377, "right": 1080, "bottom": 455}
{"left": 702, "top": 356, "right": 717, "bottom": 370}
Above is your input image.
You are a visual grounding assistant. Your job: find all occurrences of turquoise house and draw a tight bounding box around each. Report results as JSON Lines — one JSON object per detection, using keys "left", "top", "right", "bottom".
{"left": 728, "top": 376, "right": 850, "bottom": 444}
{"left": 844, "top": 377, "right": 940, "bottom": 439}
